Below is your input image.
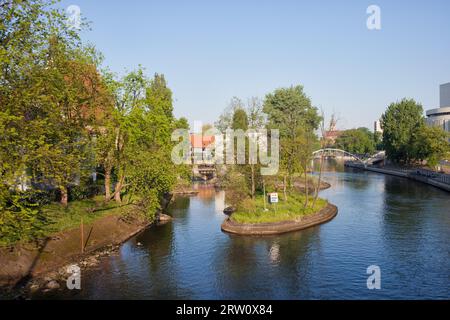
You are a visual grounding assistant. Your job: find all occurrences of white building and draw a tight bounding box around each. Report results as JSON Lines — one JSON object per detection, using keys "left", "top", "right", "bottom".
{"left": 374, "top": 120, "right": 383, "bottom": 134}
{"left": 426, "top": 83, "right": 450, "bottom": 137}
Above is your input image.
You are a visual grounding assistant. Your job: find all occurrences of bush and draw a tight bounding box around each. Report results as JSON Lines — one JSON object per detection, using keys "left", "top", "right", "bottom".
{"left": 0, "top": 187, "right": 48, "bottom": 246}
{"left": 223, "top": 169, "right": 250, "bottom": 209}
{"left": 238, "top": 198, "right": 257, "bottom": 214}
{"left": 68, "top": 177, "right": 101, "bottom": 202}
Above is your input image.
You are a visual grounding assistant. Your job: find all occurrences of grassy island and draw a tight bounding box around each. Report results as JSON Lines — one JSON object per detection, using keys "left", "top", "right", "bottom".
{"left": 231, "top": 193, "right": 328, "bottom": 224}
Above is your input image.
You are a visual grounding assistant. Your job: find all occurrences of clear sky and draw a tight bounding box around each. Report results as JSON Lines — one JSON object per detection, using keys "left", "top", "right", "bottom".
{"left": 59, "top": 0, "right": 450, "bottom": 130}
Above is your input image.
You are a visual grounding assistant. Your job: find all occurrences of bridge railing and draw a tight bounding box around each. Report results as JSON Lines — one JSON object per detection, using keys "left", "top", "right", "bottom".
{"left": 313, "top": 148, "right": 386, "bottom": 165}
{"left": 412, "top": 168, "right": 450, "bottom": 185}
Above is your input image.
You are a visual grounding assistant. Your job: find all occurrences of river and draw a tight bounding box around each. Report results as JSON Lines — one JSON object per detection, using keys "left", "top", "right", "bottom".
{"left": 40, "top": 160, "right": 450, "bottom": 299}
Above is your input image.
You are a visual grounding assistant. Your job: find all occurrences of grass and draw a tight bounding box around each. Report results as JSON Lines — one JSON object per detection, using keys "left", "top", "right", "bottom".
{"left": 41, "top": 195, "right": 132, "bottom": 236}
{"left": 231, "top": 193, "right": 328, "bottom": 224}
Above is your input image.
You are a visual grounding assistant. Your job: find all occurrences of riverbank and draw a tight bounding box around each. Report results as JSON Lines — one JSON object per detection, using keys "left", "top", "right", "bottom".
{"left": 26, "top": 162, "right": 449, "bottom": 299}
{"left": 0, "top": 209, "right": 152, "bottom": 295}
{"left": 345, "top": 162, "right": 450, "bottom": 192}
{"left": 221, "top": 203, "right": 338, "bottom": 235}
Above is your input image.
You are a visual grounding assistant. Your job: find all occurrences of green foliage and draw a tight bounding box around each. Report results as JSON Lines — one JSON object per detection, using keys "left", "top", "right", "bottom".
{"left": 215, "top": 97, "right": 245, "bottom": 131}
{"left": 68, "top": 176, "right": 101, "bottom": 201}
{"left": 232, "top": 192, "right": 328, "bottom": 224}
{"left": 263, "top": 86, "right": 321, "bottom": 136}
{"left": 127, "top": 149, "right": 176, "bottom": 219}
{"left": 223, "top": 169, "right": 250, "bottom": 209}
{"left": 41, "top": 196, "right": 129, "bottom": 238}
{"left": 175, "top": 117, "right": 190, "bottom": 130}
{"left": 95, "top": 69, "right": 178, "bottom": 219}
{"left": 146, "top": 73, "right": 173, "bottom": 120}
{"left": 374, "top": 131, "right": 383, "bottom": 150}
{"left": 232, "top": 108, "right": 249, "bottom": 131}
{"left": 411, "top": 126, "right": 450, "bottom": 168}
{"left": 0, "top": 187, "right": 48, "bottom": 246}
{"left": 263, "top": 85, "right": 321, "bottom": 188}
{"left": 0, "top": 0, "right": 181, "bottom": 244}
{"left": 381, "top": 99, "right": 424, "bottom": 163}
{"left": 381, "top": 98, "right": 449, "bottom": 165}
{"left": 0, "top": 0, "right": 106, "bottom": 242}
{"left": 335, "top": 127, "right": 375, "bottom": 154}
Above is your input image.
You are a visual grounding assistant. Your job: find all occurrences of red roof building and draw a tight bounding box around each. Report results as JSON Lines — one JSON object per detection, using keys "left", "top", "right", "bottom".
{"left": 190, "top": 134, "right": 215, "bottom": 149}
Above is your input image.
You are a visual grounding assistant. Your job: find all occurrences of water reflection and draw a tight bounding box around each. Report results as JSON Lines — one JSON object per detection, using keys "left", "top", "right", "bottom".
{"left": 45, "top": 161, "right": 449, "bottom": 300}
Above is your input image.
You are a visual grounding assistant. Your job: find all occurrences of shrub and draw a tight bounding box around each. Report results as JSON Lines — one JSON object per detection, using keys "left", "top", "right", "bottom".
{"left": 0, "top": 187, "right": 48, "bottom": 246}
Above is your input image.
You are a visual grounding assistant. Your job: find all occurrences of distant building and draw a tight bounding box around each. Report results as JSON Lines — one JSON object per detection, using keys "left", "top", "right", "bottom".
{"left": 190, "top": 134, "right": 215, "bottom": 162}
{"left": 323, "top": 116, "right": 342, "bottom": 145}
{"left": 426, "top": 83, "right": 450, "bottom": 139}
{"left": 374, "top": 120, "right": 383, "bottom": 134}
{"left": 323, "top": 130, "right": 341, "bottom": 144}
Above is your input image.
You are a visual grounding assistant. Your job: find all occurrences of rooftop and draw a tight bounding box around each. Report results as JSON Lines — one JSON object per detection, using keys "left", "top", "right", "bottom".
{"left": 190, "top": 134, "right": 215, "bottom": 148}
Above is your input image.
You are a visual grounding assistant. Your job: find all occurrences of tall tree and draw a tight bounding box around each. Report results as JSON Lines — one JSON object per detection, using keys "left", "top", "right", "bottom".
{"left": 231, "top": 108, "right": 249, "bottom": 132}
{"left": 411, "top": 126, "right": 449, "bottom": 168}
{"left": 215, "top": 97, "right": 245, "bottom": 132}
{"left": 381, "top": 99, "right": 424, "bottom": 163}
{"left": 246, "top": 97, "right": 265, "bottom": 199}
{"left": 263, "top": 85, "right": 321, "bottom": 199}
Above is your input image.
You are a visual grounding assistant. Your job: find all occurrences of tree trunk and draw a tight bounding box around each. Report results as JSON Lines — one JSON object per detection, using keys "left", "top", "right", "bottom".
{"left": 60, "top": 186, "right": 68, "bottom": 206}
{"left": 250, "top": 164, "right": 255, "bottom": 199}
{"left": 263, "top": 178, "right": 267, "bottom": 211}
{"left": 303, "top": 167, "right": 309, "bottom": 209}
{"left": 114, "top": 176, "right": 123, "bottom": 203}
{"left": 104, "top": 167, "right": 111, "bottom": 202}
{"left": 283, "top": 174, "right": 287, "bottom": 201}
{"left": 313, "top": 153, "right": 324, "bottom": 208}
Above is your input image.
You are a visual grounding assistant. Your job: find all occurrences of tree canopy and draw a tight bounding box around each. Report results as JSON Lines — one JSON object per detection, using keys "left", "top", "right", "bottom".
{"left": 335, "top": 127, "right": 375, "bottom": 154}
{"left": 0, "top": 0, "right": 187, "bottom": 245}
{"left": 381, "top": 98, "right": 449, "bottom": 165}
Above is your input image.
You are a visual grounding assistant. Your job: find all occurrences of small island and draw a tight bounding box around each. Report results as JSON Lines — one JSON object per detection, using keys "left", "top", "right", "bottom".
{"left": 221, "top": 191, "right": 337, "bottom": 236}
{"left": 215, "top": 86, "right": 340, "bottom": 236}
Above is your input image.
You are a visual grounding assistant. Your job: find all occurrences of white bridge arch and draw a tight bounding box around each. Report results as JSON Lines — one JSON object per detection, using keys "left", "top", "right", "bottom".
{"left": 312, "top": 148, "right": 366, "bottom": 163}
{"left": 312, "top": 149, "right": 385, "bottom": 165}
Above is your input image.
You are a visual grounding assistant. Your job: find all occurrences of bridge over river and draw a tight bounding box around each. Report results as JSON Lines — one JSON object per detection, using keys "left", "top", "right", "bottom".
{"left": 313, "top": 148, "right": 385, "bottom": 166}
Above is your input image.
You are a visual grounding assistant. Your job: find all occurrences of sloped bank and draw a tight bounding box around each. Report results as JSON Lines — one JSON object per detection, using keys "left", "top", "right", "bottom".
{"left": 0, "top": 196, "right": 173, "bottom": 293}
{"left": 221, "top": 203, "right": 338, "bottom": 236}
{"left": 0, "top": 213, "right": 151, "bottom": 291}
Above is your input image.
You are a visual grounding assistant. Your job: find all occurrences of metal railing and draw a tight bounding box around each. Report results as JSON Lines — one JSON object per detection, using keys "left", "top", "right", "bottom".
{"left": 412, "top": 168, "right": 450, "bottom": 185}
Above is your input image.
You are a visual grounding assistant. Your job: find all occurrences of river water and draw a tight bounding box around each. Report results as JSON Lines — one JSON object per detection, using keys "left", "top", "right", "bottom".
{"left": 47, "top": 161, "right": 450, "bottom": 299}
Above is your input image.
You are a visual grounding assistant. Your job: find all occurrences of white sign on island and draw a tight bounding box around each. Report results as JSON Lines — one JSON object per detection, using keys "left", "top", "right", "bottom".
{"left": 268, "top": 192, "right": 278, "bottom": 204}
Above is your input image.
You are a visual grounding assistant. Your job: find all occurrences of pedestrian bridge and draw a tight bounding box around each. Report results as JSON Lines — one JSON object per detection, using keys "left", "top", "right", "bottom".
{"left": 312, "top": 149, "right": 385, "bottom": 165}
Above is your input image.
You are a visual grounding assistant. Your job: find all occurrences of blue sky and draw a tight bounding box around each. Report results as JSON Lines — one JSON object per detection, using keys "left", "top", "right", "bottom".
{"left": 59, "top": 0, "right": 450, "bottom": 130}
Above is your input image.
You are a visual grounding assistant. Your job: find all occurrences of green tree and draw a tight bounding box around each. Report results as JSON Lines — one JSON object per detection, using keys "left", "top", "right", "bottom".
{"left": 335, "top": 127, "right": 375, "bottom": 154}
{"left": 246, "top": 97, "right": 265, "bottom": 199}
{"left": 231, "top": 108, "right": 249, "bottom": 131}
{"left": 174, "top": 117, "right": 189, "bottom": 130}
{"left": 0, "top": 0, "right": 102, "bottom": 243}
{"left": 1, "top": 1, "right": 103, "bottom": 206}
{"left": 98, "top": 69, "right": 177, "bottom": 218}
{"left": 374, "top": 131, "right": 383, "bottom": 150}
{"left": 215, "top": 97, "right": 244, "bottom": 131}
{"left": 1, "top": 0, "right": 76, "bottom": 192}
{"left": 381, "top": 99, "right": 424, "bottom": 163}
{"left": 411, "top": 126, "right": 449, "bottom": 168}
{"left": 263, "top": 85, "right": 321, "bottom": 200}
{"left": 146, "top": 73, "right": 173, "bottom": 119}
{"left": 173, "top": 117, "right": 192, "bottom": 182}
